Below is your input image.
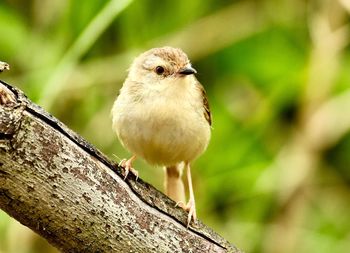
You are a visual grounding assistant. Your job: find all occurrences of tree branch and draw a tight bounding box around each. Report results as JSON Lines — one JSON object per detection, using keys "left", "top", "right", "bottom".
{"left": 0, "top": 80, "right": 240, "bottom": 253}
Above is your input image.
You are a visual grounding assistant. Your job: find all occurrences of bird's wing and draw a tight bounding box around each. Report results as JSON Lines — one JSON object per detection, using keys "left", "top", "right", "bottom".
{"left": 196, "top": 81, "right": 212, "bottom": 126}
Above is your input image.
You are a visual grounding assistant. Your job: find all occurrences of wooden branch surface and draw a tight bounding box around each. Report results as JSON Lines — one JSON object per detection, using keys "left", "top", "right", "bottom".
{"left": 0, "top": 80, "right": 241, "bottom": 253}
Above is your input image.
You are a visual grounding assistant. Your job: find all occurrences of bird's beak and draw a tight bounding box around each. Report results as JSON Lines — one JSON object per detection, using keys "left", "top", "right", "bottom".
{"left": 179, "top": 66, "right": 197, "bottom": 75}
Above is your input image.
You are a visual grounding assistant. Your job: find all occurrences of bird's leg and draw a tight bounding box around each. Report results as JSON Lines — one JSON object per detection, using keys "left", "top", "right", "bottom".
{"left": 165, "top": 165, "right": 186, "bottom": 205}
{"left": 183, "top": 162, "right": 197, "bottom": 227}
{"left": 118, "top": 155, "right": 138, "bottom": 180}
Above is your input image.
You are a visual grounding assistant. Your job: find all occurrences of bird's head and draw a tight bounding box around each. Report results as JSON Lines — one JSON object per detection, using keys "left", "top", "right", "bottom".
{"left": 127, "top": 47, "right": 197, "bottom": 87}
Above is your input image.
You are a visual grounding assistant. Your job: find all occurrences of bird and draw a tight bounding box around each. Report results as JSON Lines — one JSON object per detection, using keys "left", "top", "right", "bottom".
{"left": 111, "top": 46, "right": 211, "bottom": 227}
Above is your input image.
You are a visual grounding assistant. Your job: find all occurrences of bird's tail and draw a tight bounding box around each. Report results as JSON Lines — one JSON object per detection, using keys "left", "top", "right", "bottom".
{"left": 164, "top": 164, "right": 186, "bottom": 204}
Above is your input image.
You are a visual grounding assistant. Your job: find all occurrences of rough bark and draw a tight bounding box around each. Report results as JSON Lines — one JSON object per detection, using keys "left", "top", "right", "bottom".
{"left": 0, "top": 80, "right": 241, "bottom": 253}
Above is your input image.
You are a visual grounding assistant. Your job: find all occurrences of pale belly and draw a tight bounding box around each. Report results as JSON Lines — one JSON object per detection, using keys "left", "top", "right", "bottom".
{"left": 113, "top": 101, "right": 210, "bottom": 166}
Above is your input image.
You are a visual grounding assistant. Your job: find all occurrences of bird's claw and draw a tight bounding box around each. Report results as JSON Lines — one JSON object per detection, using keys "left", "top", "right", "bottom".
{"left": 175, "top": 201, "right": 185, "bottom": 208}
{"left": 175, "top": 199, "right": 196, "bottom": 227}
{"left": 184, "top": 199, "right": 197, "bottom": 227}
{"left": 119, "top": 158, "right": 138, "bottom": 180}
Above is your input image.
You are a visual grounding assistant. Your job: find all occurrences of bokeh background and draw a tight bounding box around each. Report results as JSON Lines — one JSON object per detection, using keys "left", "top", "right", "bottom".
{"left": 1, "top": 0, "right": 350, "bottom": 252}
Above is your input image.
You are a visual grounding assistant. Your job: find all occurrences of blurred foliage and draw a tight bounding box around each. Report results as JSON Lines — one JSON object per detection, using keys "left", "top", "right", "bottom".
{"left": 1, "top": 0, "right": 350, "bottom": 252}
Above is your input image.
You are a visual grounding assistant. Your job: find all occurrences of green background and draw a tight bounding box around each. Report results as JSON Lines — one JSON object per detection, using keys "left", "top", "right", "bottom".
{"left": 1, "top": 0, "right": 350, "bottom": 252}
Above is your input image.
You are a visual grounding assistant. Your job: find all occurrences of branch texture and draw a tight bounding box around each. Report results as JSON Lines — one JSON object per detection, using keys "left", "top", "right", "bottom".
{"left": 0, "top": 80, "right": 241, "bottom": 253}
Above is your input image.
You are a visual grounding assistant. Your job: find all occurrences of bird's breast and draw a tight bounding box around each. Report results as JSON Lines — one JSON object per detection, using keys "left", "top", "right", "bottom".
{"left": 112, "top": 92, "right": 210, "bottom": 166}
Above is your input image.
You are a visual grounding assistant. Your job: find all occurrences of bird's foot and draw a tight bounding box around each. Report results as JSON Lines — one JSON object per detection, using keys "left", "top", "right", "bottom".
{"left": 176, "top": 199, "right": 197, "bottom": 227}
{"left": 118, "top": 156, "right": 138, "bottom": 180}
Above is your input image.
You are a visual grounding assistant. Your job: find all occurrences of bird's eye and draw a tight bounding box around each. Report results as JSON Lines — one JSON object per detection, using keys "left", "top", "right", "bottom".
{"left": 155, "top": 66, "right": 165, "bottom": 75}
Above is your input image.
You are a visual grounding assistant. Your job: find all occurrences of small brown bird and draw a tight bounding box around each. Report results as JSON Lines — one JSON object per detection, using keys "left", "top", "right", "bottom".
{"left": 111, "top": 47, "right": 211, "bottom": 226}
